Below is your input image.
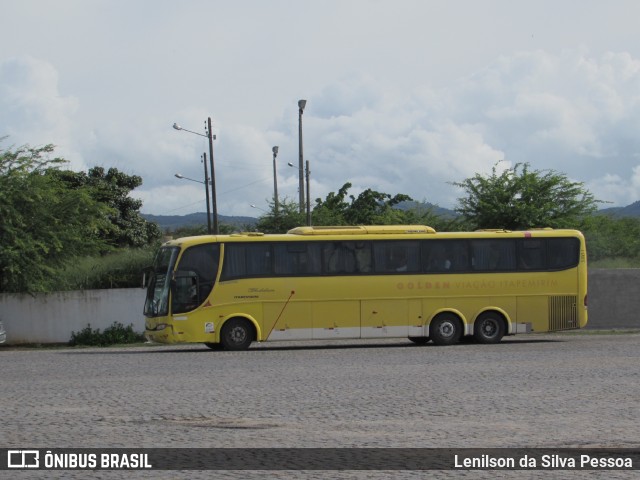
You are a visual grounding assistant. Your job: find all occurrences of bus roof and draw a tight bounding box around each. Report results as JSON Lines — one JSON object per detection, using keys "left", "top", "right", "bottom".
{"left": 287, "top": 225, "right": 436, "bottom": 235}
{"left": 160, "top": 225, "right": 585, "bottom": 248}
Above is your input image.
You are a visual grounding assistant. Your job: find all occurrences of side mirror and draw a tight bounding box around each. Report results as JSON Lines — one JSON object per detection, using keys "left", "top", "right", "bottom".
{"left": 141, "top": 266, "right": 153, "bottom": 288}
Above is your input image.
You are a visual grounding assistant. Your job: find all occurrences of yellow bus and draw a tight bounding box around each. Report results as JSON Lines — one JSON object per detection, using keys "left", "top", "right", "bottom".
{"left": 144, "top": 225, "right": 587, "bottom": 349}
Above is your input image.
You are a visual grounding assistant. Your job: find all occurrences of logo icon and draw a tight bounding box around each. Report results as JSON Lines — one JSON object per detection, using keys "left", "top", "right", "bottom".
{"left": 7, "top": 450, "right": 40, "bottom": 468}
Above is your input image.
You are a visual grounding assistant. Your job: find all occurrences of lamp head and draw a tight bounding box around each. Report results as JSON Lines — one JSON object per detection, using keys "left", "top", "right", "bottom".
{"left": 172, "top": 123, "right": 182, "bottom": 131}
{"left": 272, "top": 146, "right": 279, "bottom": 155}
{"left": 174, "top": 173, "right": 184, "bottom": 179}
{"left": 298, "top": 99, "right": 307, "bottom": 112}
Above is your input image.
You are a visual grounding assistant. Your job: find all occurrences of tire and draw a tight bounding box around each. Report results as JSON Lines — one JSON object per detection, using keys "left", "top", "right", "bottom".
{"left": 220, "top": 318, "right": 254, "bottom": 351}
{"left": 473, "top": 312, "right": 505, "bottom": 344}
{"left": 408, "top": 336, "right": 430, "bottom": 345}
{"left": 429, "top": 313, "right": 463, "bottom": 346}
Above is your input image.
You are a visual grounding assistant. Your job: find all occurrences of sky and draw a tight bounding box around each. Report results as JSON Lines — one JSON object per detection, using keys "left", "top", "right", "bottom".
{"left": 2, "top": 0, "right": 640, "bottom": 218}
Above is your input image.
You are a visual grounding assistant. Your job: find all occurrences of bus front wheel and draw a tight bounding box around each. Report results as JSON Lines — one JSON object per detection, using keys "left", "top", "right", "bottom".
{"left": 429, "top": 314, "right": 462, "bottom": 346}
{"left": 220, "top": 318, "right": 254, "bottom": 351}
{"left": 473, "top": 312, "right": 505, "bottom": 344}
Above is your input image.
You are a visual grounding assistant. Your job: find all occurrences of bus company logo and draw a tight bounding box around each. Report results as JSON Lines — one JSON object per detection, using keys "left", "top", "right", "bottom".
{"left": 7, "top": 450, "right": 40, "bottom": 468}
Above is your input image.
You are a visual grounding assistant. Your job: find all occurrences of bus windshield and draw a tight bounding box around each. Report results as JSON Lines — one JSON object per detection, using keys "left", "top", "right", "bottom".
{"left": 170, "top": 243, "right": 220, "bottom": 314}
{"left": 144, "top": 247, "right": 179, "bottom": 317}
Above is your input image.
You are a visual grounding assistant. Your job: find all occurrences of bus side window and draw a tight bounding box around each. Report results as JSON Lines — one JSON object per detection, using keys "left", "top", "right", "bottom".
{"left": 547, "top": 238, "right": 580, "bottom": 269}
{"left": 323, "top": 242, "right": 357, "bottom": 274}
{"left": 471, "top": 239, "right": 516, "bottom": 271}
{"left": 222, "top": 243, "right": 272, "bottom": 279}
{"left": 517, "top": 239, "right": 545, "bottom": 270}
{"left": 274, "top": 243, "right": 322, "bottom": 275}
{"left": 373, "top": 241, "right": 420, "bottom": 273}
{"left": 353, "top": 242, "right": 373, "bottom": 273}
{"left": 423, "top": 241, "right": 453, "bottom": 272}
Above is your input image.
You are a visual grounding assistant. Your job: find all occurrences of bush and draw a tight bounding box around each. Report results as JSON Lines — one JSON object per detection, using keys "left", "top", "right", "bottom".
{"left": 69, "top": 322, "right": 145, "bottom": 346}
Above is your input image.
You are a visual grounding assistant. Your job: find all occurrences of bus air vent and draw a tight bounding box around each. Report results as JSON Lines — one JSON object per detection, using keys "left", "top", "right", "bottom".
{"left": 548, "top": 295, "right": 578, "bottom": 331}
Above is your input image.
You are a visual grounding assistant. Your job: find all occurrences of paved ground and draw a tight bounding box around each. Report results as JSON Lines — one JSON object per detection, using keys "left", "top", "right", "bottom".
{"left": 2, "top": 332, "right": 640, "bottom": 479}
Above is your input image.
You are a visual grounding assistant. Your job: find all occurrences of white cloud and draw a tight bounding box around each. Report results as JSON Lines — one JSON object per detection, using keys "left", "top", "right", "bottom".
{"left": 4, "top": 47, "right": 640, "bottom": 216}
{"left": 0, "top": 56, "right": 82, "bottom": 168}
{"left": 281, "top": 49, "right": 640, "bottom": 211}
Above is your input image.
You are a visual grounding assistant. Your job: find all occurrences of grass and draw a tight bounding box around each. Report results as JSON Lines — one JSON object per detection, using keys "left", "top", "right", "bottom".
{"left": 589, "top": 257, "right": 640, "bottom": 268}
{"left": 54, "top": 247, "right": 156, "bottom": 290}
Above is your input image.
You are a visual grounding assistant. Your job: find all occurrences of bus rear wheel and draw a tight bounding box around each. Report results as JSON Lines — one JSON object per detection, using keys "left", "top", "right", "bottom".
{"left": 473, "top": 312, "right": 505, "bottom": 344}
{"left": 220, "top": 318, "right": 254, "bottom": 351}
{"left": 429, "top": 314, "right": 462, "bottom": 346}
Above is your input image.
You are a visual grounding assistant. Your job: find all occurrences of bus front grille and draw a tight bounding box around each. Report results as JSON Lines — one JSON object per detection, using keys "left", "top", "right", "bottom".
{"left": 549, "top": 295, "right": 578, "bottom": 331}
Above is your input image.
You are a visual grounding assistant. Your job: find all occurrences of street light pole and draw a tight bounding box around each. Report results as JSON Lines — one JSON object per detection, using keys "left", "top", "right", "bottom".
{"left": 298, "top": 99, "right": 306, "bottom": 214}
{"left": 202, "top": 152, "right": 212, "bottom": 234}
{"left": 305, "top": 159, "right": 311, "bottom": 226}
{"left": 173, "top": 119, "right": 219, "bottom": 234}
{"left": 174, "top": 169, "right": 211, "bottom": 233}
{"left": 272, "top": 146, "right": 279, "bottom": 216}
{"left": 288, "top": 160, "right": 312, "bottom": 227}
{"left": 206, "top": 117, "right": 219, "bottom": 235}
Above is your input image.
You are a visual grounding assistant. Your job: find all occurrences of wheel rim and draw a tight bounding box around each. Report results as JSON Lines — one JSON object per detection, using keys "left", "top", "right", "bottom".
{"left": 437, "top": 320, "right": 456, "bottom": 339}
{"left": 481, "top": 319, "right": 498, "bottom": 338}
{"left": 228, "top": 326, "right": 247, "bottom": 345}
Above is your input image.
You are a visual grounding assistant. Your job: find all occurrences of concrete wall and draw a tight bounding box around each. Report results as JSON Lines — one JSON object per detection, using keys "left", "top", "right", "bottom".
{"left": 0, "top": 270, "right": 637, "bottom": 344}
{"left": 587, "top": 269, "right": 640, "bottom": 330}
{"left": 0, "top": 288, "right": 146, "bottom": 344}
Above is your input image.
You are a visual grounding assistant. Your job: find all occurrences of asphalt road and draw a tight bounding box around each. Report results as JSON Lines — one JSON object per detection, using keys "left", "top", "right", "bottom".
{"left": 2, "top": 333, "right": 639, "bottom": 479}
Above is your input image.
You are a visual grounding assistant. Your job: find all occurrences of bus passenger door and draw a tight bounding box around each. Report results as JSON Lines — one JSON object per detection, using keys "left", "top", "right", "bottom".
{"left": 361, "top": 300, "right": 409, "bottom": 338}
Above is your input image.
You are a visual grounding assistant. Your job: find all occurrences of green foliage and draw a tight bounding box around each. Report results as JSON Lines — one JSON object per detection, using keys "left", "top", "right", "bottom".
{"left": 402, "top": 204, "right": 467, "bottom": 232}
{"left": 579, "top": 214, "right": 640, "bottom": 262}
{"left": 167, "top": 222, "right": 237, "bottom": 238}
{"left": 313, "top": 182, "right": 414, "bottom": 225}
{"left": 0, "top": 142, "right": 112, "bottom": 293}
{"left": 0, "top": 140, "right": 162, "bottom": 293}
{"left": 54, "top": 247, "right": 157, "bottom": 290}
{"left": 255, "top": 185, "right": 459, "bottom": 234}
{"left": 69, "top": 322, "right": 145, "bottom": 346}
{"left": 51, "top": 166, "right": 161, "bottom": 248}
{"left": 588, "top": 257, "right": 640, "bottom": 268}
{"left": 452, "top": 162, "right": 601, "bottom": 230}
{"left": 255, "top": 197, "right": 307, "bottom": 233}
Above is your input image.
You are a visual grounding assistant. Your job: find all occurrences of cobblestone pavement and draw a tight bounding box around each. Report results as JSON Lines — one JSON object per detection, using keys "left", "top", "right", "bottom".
{"left": 2, "top": 332, "right": 640, "bottom": 479}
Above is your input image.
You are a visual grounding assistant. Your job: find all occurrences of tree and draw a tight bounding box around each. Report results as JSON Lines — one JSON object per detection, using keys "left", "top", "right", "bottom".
{"left": 313, "top": 182, "right": 413, "bottom": 226}
{"left": 51, "top": 167, "right": 161, "bottom": 247}
{"left": 452, "top": 162, "right": 601, "bottom": 230}
{"left": 255, "top": 198, "right": 306, "bottom": 234}
{"left": 0, "top": 142, "right": 112, "bottom": 292}
{"left": 255, "top": 183, "right": 444, "bottom": 233}
{"left": 579, "top": 214, "right": 640, "bottom": 261}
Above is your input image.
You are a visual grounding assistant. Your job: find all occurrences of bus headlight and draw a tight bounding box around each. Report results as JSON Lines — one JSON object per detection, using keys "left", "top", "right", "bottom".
{"left": 154, "top": 323, "right": 169, "bottom": 331}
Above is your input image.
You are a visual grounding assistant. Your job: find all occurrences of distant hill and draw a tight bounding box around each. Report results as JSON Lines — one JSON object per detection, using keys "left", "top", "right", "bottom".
{"left": 143, "top": 200, "right": 640, "bottom": 232}
{"left": 398, "top": 201, "right": 458, "bottom": 218}
{"left": 142, "top": 212, "right": 257, "bottom": 231}
{"left": 599, "top": 201, "right": 640, "bottom": 218}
